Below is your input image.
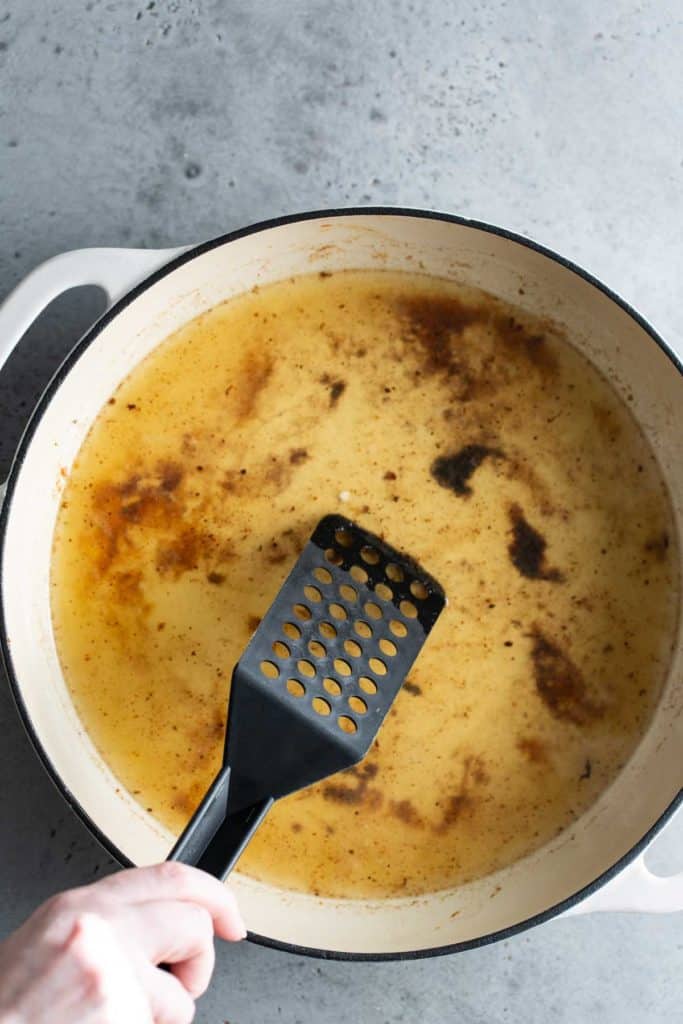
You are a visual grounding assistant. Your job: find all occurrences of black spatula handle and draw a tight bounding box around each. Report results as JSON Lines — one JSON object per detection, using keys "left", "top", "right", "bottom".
{"left": 167, "top": 765, "right": 273, "bottom": 880}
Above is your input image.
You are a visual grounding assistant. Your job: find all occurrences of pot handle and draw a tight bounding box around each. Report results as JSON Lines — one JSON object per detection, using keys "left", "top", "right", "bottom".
{"left": 0, "top": 245, "right": 189, "bottom": 376}
{"left": 564, "top": 848, "right": 683, "bottom": 916}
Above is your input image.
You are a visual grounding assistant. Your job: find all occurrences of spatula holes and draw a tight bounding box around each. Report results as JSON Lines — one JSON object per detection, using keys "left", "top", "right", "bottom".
{"left": 360, "top": 545, "right": 380, "bottom": 565}
{"left": 359, "top": 676, "right": 378, "bottom": 695}
{"left": 272, "top": 641, "right": 290, "bottom": 659}
{"left": 348, "top": 695, "right": 368, "bottom": 715}
{"left": 260, "top": 660, "right": 279, "bottom": 679}
{"left": 308, "top": 639, "right": 326, "bottom": 659}
{"left": 354, "top": 620, "right": 372, "bottom": 639}
{"left": 304, "top": 585, "right": 323, "bottom": 603}
{"left": 375, "top": 582, "right": 393, "bottom": 601}
{"left": 337, "top": 715, "right": 357, "bottom": 734}
{"left": 313, "top": 567, "right": 333, "bottom": 585}
{"left": 323, "top": 677, "right": 342, "bottom": 697}
{"left": 286, "top": 679, "right": 305, "bottom": 697}
{"left": 386, "top": 563, "right": 405, "bottom": 582}
{"left": 335, "top": 528, "right": 354, "bottom": 548}
{"left": 319, "top": 620, "right": 337, "bottom": 639}
{"left": 283, "top": 621, "right": 302, "bottom": 641}
{"left": 364, "top": 601, "right": 382, "bottom": 620}
{"left": 389, "top": 619, "right": 408, "bottom": 638}
{"left": 368, "top": 657, "right": 387, "bottom": 676}
{"left": 333, "top": 658, "right": 352, "bottom": 677}
{"left": 343, "top": 638, "right": 362, "bottom": 658}
{"left": 329, "top": 603, "right": 348, "bottom": 620}
{"left": 410, "top": 580, "right": 429, "bottom": 600}
{"left": 312, "top": 696, "right": 331, "bottom": 716}
{"left": 339, "top": 583, "right": 357, "bottom": 602}
{"left": 297, "top": 659, "right": 316, "bottom": 678}
{"left": 400, "top": 599, "right": 418, "bottom": 619}
{"left": 350, "top": 565, "right": 369, "bottom": 584}
{"left": 325, "top": 547, "right": 343, "bottom": 566}
{"left": 293, "top": 603, "right": 312, "bottom": 621}
{"left": 379, "top": 638, "right": 397, "bottom": 657}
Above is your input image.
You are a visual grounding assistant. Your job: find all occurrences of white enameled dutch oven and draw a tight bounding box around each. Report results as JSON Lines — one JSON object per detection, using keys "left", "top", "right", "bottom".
{"left": 0, "top": 210, "right": 681, "bottom": 960}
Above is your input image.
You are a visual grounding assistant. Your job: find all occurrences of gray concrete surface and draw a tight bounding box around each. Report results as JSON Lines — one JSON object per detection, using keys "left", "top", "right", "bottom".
{"left": 1, "top": 1, "right": 682, "bottom": 1021}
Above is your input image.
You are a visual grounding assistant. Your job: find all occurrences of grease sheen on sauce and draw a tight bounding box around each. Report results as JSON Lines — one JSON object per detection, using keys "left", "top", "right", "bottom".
{"left": 51, "top": 270, "right": 679, "bottom": 899}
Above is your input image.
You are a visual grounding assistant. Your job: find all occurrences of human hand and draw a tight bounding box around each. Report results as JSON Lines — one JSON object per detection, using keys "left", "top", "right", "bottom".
{"left": 0, "top": 862, "right": 246, "bottom": 1024}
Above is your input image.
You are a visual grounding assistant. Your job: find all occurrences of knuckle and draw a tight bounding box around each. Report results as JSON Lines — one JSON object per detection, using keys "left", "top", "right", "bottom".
{"left": 159, "top": 860, "right": 193, "bottom": 891}
{"left": 47, "top": 889, "right": 79, "bottom": 917}
{"left": 82, "top": 961, "right": 107, "bottom": 1000}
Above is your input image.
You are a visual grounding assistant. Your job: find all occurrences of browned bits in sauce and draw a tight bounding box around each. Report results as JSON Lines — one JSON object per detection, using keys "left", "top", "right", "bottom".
{"left": 431, "top": 445, "right": 504, "bottom": 497}
{"left": 322, "top": 762, "right": 382, "bottom": 808}
{"left": 516, "top": 736, "right": 549, "bottom": 763}
{"left": 51, "top": 268, "right": 676, "bottom": 902}
{"left": 396, "top": 294, "right": 480, "bottom": 377}
{"left": 289, "top": 447, "right": 309, "bottom": 465}
{"left": 234, "top": 350, "right": 274, "bottom": 422}
{"left": 644, "top": 532, "right": 670, "bottom": 562}
{"left": 389, "top": 799, "right": 425, "bottom": 827}
{"left": 90, "top": 460, "right": 186, "bottom": 574}
{"left": 320, "top": 373, "right": 347, "bottom": 407}
{"left": 396, "top": 294, "right": 557, "bottom": 401}
{"left": 156, "top": 527, "right": 203, "bottom": 577}
{"left": 530, "top": 627, "right": 603, "bottom": 725}
{"left": 508, "top": 504, "right": 564, "bottom": 582}
{"left": 494, "top": 317, "right": 556, "bottom": 376}
{"left": 432, "top": 756, "right": 489, "bottom": 834}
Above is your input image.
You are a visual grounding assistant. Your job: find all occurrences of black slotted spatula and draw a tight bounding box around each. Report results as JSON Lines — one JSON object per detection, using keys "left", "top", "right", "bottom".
{"left": 168, "top": 513, "right": 446, "bottom": 880}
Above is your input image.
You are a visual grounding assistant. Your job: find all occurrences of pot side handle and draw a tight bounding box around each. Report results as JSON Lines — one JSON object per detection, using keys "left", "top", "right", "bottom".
{"left": 0, "top": 245, "right": 190, "bottom": 376}
{"left": 0, "top": 246, "right": 189, "bottom": 504}
{"left": 564, "top": 851, "right": 683, "bottom": 916}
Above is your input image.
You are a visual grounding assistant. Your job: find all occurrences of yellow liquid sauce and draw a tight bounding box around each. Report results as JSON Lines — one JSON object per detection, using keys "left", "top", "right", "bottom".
{"left": 51, "top": 271, "right": 679, "bottom": 898}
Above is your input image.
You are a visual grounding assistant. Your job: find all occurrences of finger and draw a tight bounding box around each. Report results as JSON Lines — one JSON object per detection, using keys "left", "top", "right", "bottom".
{"left": 123, "top": 901, "right": 215, "bottom": 997}
{"left": 144, "top": 962, "right": 196, "bottom": 1024}
{"left": 91, "top": 864, "right": 247, "bottom": 941}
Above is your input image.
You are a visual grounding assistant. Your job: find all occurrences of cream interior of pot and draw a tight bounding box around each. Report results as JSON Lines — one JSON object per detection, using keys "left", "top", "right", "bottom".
{"left": 3, "top": 215, "right": 682, "bottom": 954}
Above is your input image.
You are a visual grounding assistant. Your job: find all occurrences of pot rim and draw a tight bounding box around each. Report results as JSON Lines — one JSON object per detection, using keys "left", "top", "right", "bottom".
{"left": 1, "top": 205, "right": 681, "bottom": 961}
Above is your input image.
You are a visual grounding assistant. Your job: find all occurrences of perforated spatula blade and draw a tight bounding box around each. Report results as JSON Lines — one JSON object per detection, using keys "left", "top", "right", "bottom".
{"left": 169, "top": 514, "right": 445, "bottom": 879}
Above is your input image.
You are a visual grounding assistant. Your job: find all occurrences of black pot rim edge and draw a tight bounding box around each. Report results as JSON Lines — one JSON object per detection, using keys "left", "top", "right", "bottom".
{"left": 1, "top": 205, "right": 681, "bottom": 963}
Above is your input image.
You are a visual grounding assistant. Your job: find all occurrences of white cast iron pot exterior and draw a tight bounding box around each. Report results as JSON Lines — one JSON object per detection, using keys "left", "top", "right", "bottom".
{"left": 0, "top": 212, "right": 680, "bottom": 959}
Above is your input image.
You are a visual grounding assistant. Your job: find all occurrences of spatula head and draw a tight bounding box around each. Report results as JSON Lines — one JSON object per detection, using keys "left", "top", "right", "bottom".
{"left": 223, "top": 514, "right": 446, "bottom": 814}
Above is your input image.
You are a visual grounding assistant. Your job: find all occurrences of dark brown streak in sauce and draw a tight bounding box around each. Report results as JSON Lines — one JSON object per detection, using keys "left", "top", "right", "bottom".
{"left": 320, "top": 373, "right": 347, "bottom": 407}
{"left": 432, "top": 756, "right": 489, "bottom": 834}
{"left": 431, "top": 445, "right": 504, "bottom": 497}
{"left": 395, "top": 294, "right": 558, "bottom": 403}
{"left": 530, "top": 627, "right": 603, "bottom": 726}
{"left": 508, "top": 504, "right": 564, "bottom": 582}
{"left": 516, "top": 736, "right": 549, "bottom": 764}
{"left": 91, "top": 461, "right": 185, "bottom": 574}
{"left": 322, "top": 762, "right": 382, "bottom": 808}
{"left": 234, "top": 351, "right": 274, "bottom": 422}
